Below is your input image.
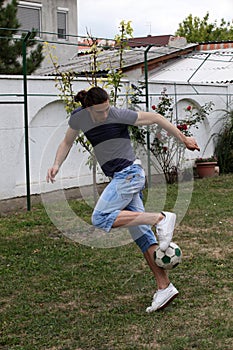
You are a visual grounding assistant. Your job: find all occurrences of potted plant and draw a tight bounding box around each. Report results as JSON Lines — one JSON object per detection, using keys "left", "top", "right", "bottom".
{"left": 195, "top": 155, "right": 218, "bottom": 178}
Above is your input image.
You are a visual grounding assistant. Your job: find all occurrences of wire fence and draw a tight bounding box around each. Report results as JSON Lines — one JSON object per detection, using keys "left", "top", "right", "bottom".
{"left": 0, "top": 28, "right": 233, "bottom": 210}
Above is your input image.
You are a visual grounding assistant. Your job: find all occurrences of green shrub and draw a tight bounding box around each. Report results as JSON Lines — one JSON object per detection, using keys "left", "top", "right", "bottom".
{"left": 215, "top": 110, "right": 233, "bottom": 173}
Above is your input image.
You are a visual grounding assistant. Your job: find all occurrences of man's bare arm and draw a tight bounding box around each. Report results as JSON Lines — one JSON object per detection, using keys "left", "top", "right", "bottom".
{"left": 135, "top": 111, "right": 200, "bottom": 151}
{"left": 46, "top": 127, "right": 79, "bottom": 183}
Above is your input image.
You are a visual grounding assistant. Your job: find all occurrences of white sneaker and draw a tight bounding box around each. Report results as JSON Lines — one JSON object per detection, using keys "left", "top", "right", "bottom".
{"left": 156, "top": 211, "right": 176, "bottom": 251}
{"left": 146, "top": 283, "right": 179, "bottom": 313}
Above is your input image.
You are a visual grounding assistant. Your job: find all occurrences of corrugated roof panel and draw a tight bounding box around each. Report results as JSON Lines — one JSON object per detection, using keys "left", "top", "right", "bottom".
{"left": 150, "top": 50, "right": 233, "bottom": 83}
{"left": 36, "top": 44, "right": 196, "bottom": 76}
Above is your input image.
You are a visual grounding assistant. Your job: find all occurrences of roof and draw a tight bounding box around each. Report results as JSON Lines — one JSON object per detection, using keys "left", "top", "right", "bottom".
{"left": 126, "top": 35, "right": 173, "bottom": 47}
{"left": 77, "top": 38, "right": 115, "bottom": 52}
{"left": 77, "top": 35, "right": 186, "bottom": 52}
{"left": 37, "top": 42, "right": 197, "bottom": 76}
{"left": 149, "top": 49, "right": 233, "bottom": 84}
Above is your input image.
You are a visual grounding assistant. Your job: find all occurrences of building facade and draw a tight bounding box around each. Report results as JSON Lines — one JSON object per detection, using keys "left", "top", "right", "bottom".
{"left": 5, "top": 0, "right": 78, "bottom": 65}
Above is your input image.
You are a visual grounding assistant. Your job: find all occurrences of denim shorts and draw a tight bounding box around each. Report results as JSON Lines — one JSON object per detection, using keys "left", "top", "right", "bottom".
{"left": 91, "top": 164, "right": 157, "bottom": 253}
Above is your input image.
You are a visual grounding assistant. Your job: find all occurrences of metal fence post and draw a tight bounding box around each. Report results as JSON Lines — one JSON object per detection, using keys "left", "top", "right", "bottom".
{"left": 22, "top": 31, "right": 31, "bottom": 211}
{"left": 144, "top": 45, "right": 153, "bottom": 187}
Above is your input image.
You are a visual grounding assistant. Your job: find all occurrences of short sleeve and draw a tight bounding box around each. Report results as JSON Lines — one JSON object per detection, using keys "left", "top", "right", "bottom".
{"left": 68, "top": 107, "right": 85, "bottom": 130}
{"left": 110, "top": 107, "right": 138, "bottom": 125}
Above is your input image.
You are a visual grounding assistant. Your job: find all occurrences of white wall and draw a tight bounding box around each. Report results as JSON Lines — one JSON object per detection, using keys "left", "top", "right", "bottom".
{"left": 0, "top": 75, "right": 230, "bottom": 200}
{"left": 147, "top": 81, "right": 229, "bottom": 161}
{"left": 0, "top": 75, "right": 108, "bottom": 200}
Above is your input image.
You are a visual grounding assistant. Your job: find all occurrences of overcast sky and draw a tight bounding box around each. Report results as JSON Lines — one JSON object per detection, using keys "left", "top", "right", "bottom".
{"left": 78, "top": 0, "right": 233, "bottom": 39}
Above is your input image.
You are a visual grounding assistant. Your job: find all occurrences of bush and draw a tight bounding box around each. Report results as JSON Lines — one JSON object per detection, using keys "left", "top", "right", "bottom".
{"left": 215, "top": 110, "right": 233, "bottom": 173}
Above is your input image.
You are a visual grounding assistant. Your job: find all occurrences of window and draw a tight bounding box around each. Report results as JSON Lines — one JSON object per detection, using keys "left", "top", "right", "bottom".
{"left": 57, "top": 11, "right": 68, "bottom": 40}
{"left": 17, "top": 2, "right": 42, "bottom": 34}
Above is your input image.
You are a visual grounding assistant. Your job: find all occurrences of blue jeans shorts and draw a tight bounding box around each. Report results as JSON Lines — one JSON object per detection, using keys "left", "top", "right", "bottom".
{"left": 91, "top": 164, "right": 157, "bottom": 253}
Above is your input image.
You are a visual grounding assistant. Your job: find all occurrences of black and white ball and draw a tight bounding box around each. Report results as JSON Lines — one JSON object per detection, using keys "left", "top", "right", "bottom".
{"left": 154, "top": 242, "right": 182, "bottom": 270}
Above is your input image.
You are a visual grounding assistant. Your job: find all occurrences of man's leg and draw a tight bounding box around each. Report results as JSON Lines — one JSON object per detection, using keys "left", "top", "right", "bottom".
{"left": 92, "top": 165, "right": 176, "bottom": 251}
{"left": 112, "top": 210, "right": 163, "bottom": 227}
{"left": 140, "top": 243, "right": 179, "bottom": 313}
{"left": 124, "top": 194, "right": 179, "bottom": 312}
{"left": 112, "top": 210, "right": 176, "bottom": 252}
{"left": 143, "top": 244, "right": 170, "bottom": 289}
{"left": 92, "top": 165, "right": 178, "bottom": 311}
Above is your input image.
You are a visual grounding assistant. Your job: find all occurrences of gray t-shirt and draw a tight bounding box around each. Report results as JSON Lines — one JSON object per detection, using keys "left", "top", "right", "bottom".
{"left": 68, "top": 106, "right": 138, "bottom": 177}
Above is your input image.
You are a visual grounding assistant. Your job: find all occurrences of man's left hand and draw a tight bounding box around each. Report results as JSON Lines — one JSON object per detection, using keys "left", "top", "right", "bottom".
{"left": 184, "top": 137, "right": 200, "bottom": 151}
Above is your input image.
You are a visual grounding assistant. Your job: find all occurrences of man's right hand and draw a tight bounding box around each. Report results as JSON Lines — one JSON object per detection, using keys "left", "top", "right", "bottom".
{"left": 46, "top": 128, "right": 79, "bottom": 184}
{"left": 46, "top": 164, "right": 60, "bottom": 183}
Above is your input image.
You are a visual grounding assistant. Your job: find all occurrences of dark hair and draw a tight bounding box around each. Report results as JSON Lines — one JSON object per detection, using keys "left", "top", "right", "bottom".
{"left": 74, "top": 87, "right": 109, "bottom": 108}
{"left": 74, "top": 90, "right": 86, "bottom": 106}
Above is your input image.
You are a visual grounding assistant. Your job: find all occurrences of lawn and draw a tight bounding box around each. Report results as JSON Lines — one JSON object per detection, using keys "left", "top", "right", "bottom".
{"left": 0, "top": 175, "right": 232, "bottom": 350}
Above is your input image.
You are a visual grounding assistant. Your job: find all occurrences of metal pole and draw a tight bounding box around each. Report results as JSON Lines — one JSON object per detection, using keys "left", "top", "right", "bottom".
{"left": 187, "top": 53, "right": 211, "bottom": 83}
{"left": 144, "top": 45, "right": 153, "bottom": 186}
{"left": 22, "top": 31, "right": 31, "bottom": 211}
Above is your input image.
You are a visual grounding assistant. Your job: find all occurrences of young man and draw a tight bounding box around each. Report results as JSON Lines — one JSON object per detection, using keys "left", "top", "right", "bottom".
{"left": 47, "top": 87, "right": 200, "bottom": 312}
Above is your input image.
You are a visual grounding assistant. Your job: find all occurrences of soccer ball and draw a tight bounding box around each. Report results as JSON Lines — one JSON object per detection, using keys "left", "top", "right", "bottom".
{"left": 154, "top": 242, "right": 182, "bottom": 270}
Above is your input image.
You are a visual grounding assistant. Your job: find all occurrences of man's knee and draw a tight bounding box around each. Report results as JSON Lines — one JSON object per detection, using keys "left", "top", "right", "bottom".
{"left": 129, "top": 227, "right": 157, "bottom": 253}
{"left": 91, "top": 210, "right": 110, "bottom": 232}
{"left": 92, "top": 209, "right": 120, "bottom": 232}
{"left": 91, "top": 211, "right": 102, "bottom": 228}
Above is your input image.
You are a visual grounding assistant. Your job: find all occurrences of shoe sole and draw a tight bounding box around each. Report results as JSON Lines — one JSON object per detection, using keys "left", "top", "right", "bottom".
{"left": 157, "top": 292, "right": 179, "bottom": 310}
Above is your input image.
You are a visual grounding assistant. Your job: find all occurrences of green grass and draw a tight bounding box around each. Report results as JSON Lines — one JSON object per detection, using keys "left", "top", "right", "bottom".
{"left": 0, "top": 175, "right": 233, "bottom": 350}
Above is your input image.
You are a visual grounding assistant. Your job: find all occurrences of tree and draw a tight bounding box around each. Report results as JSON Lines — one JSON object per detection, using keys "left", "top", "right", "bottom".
{"left": 107, "top": 20, "right": 133, "bottom": 106}
{"left": 0, "top": 0, "right": 44, "bottom": 74}
{"left": 175, "top": 12, "right": 233, "bottom": 43}
{"left": 43, "top": 20, "right": 134, "bottom": 202}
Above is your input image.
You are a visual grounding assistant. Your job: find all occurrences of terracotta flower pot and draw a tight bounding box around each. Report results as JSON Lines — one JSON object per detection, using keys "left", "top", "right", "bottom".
{"left": 196, "top": 162, "right": 218, "bottom": 178}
